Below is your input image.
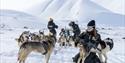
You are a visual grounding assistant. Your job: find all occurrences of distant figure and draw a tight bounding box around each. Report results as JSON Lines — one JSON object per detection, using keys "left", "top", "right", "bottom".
{"left": 58, "top": 28, "right": 67, "bottom": 46}
{"left": 47, "top": 18, "right": 58, "bottom": 36}
{"left": 69, "top": 21, "right": 81, "bottom": 47}
{"left": 59, "top": 28, "right": 66, "bottom": 37}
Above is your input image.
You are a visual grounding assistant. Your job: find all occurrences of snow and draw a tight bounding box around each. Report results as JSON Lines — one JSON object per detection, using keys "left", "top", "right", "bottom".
{"left": 1, "top": 0, "right": 124, "bottom": 26}
{"left": 0, "top": 10, "right": 46, "bottom": 29}
{"left": 0, "top": 10, "right": 125, "bottom": 63}
{"left": 91, "top": 0, "right": 125, "bottom": 15}
{"left": 1, "top": 0, "right": 124, "bottom": 15}
{"left": 0, "top": 0, "right": 125, "bottom": 63}
{"left": 0, "top": 0, "right": 46, "bottom": 13}
{"left": 0, "top": 24, "right": 125, "bottom": 63}
{"left": 28, "top": 0, "right": 125, "bottom": 26}
{"left": 41, "top": 0, "right": 67, "bottom": 18}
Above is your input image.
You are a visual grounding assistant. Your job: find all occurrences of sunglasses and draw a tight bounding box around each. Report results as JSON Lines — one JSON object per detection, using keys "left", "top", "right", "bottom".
{"left": 87, "top": 26, "right": 94, "bottom": 32}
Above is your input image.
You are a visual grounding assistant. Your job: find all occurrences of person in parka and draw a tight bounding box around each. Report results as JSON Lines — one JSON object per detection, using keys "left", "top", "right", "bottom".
{"left": 59, "top": 28, "right": 66, "bottom": 37}
{"left": 72, "top": 20, "right": 102, "bottom": 63}
{"left": 59, "top": 28, "right": 71, "bottom": 42}
{"left": 69, "top": 21, "right": 81, "bottom": 47}
{"left": 58, "top": 28, "right": 66, "bottom": 41}
{"left": 47, "top": 18, "right": 58, "bottom": 36}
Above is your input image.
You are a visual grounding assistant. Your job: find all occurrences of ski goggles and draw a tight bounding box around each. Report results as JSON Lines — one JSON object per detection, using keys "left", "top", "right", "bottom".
{"left": 87, "top": 26, "right": 94, "bottom": 32}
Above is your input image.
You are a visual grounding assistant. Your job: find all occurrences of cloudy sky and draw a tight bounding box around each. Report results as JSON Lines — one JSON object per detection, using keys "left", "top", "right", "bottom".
{"left": 0, "top": 0, "right": 124, "bottom": 15}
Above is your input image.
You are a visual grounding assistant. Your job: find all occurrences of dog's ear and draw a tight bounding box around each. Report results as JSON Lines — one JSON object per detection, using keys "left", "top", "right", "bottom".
{"left": 111, "top": 39, "right": 113, "bottom": 42}
{"left": 106, "top": 37, "right": 110, "bottom": 40}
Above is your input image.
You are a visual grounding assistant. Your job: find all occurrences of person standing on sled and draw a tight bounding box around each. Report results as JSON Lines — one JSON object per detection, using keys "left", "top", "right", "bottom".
{"left": 47, "top": 18, "right": 58, "bottom": 41}
{"left": 69, "top": 21, "right": 81, "bottom": 47}
{"left": 73, "top": 20, "right": 102, "bottom": 63}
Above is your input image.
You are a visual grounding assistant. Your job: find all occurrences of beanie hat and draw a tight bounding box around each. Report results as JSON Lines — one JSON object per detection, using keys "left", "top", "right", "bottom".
{"left": 69, "top": 21, "right": 75, "bottom": 26}
{"left": 87, "top": 20, "right": 95, "bottom": 27}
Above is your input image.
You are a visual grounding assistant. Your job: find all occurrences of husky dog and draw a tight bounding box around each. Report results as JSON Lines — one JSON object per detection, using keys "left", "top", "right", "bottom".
{"left": 15, "top": 31, "right": 30, "bottom": 46}
{"left": 16, "top": 30, "right": 45, "bottom": 46}
{"left": 30, "top": 31, "right": 45, "bottom": 42}
{"left": 97, "top": 38, "right": 114, "bottom": 63}
{"left": 68, "top": 35, "right": 76, "bottom": 46}
{"left": 17, "top": 33, "right": 56, "bottom": 63}
{"left": 58, "top": 28, "right": 72, "bottom": 47}
{"left": 58, "top": 35, "right": 72, "bottom": 47}
{"left": 58, "top": 34, "right": 68, "bottom": 47}
{"left": 78, "top": 38, "right": 114, "bottom": 63}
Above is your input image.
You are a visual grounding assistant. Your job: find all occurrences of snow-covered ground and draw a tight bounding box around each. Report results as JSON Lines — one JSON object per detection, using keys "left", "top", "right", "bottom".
{"left": 0, "top": 10, "right": 125, "bottom": 63}
{"left": 0, "top": 0, "right": 125, "bottom": 63}
{"left": 0, "top": 24, "right": 125, "bottom": 63}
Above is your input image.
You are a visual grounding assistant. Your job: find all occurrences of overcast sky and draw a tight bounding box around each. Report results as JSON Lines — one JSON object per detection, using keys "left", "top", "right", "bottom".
{"left": 0, "top": 0, "right": 45, "bottom": 12}
{"left": 0, "top": 0, "right": 124, "bottom": 15}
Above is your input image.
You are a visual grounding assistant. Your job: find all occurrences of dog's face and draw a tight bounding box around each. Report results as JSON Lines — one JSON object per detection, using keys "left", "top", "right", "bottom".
{"left": 101, "top": 37, "right": 114, "bottom": 50}
{"left": 15, "top": 31, "right": 31, "bottom": 46}
{"left": 39, "top": 30, "right": 44, "bottom": 35}
{"left": 22, "top": 33, "right": 30, "bottom": 41}
{"left": 15, "top": 37, "right": 24, "bottom": 46}
{"left": 104, "top": 38, "right": 113, "bottom": 43}
{"left": 16, "top": 34, "right": 29, "bottom": 42}
{"left": 15, "top": 38, "right": 22, "bottom": 46}
{"left": 15, "top": 38, "right": 20, "bottom": 42}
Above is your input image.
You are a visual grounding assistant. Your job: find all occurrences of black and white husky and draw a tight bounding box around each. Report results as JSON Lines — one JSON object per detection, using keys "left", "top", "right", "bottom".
{"left": 97, "top": 38, "right": 114, "bottom": 63}
{"left": 78, "top": 38, "right": 114, "bottom": 63}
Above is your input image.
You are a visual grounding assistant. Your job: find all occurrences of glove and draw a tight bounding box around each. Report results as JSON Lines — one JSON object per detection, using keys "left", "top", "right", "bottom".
{"left": 55, "top": 25, "right": 58, "bottom": 29}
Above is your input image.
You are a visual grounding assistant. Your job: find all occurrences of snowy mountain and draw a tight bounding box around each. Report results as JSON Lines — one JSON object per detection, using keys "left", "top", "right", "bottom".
{"left": 1, "top": 0, "right": 124, "bottom": 26}
{"left": 91, "top": 0, "right": 125, "bottom": 15}
{"left": 0, "top": 10, "right": 46, "bottom": 29}
{"left": 27, "top": 0, "right": 125, "bottom": 26}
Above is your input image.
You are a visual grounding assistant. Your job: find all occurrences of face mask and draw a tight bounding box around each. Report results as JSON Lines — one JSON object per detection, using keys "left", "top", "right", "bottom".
{"left": 87, "top": 26, "right": 94, "bottom": 32}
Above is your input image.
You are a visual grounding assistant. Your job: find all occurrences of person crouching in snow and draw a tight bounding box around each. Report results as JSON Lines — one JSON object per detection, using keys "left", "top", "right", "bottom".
{"left": 72, "top": 20, "right": 102, "bottom": 63}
